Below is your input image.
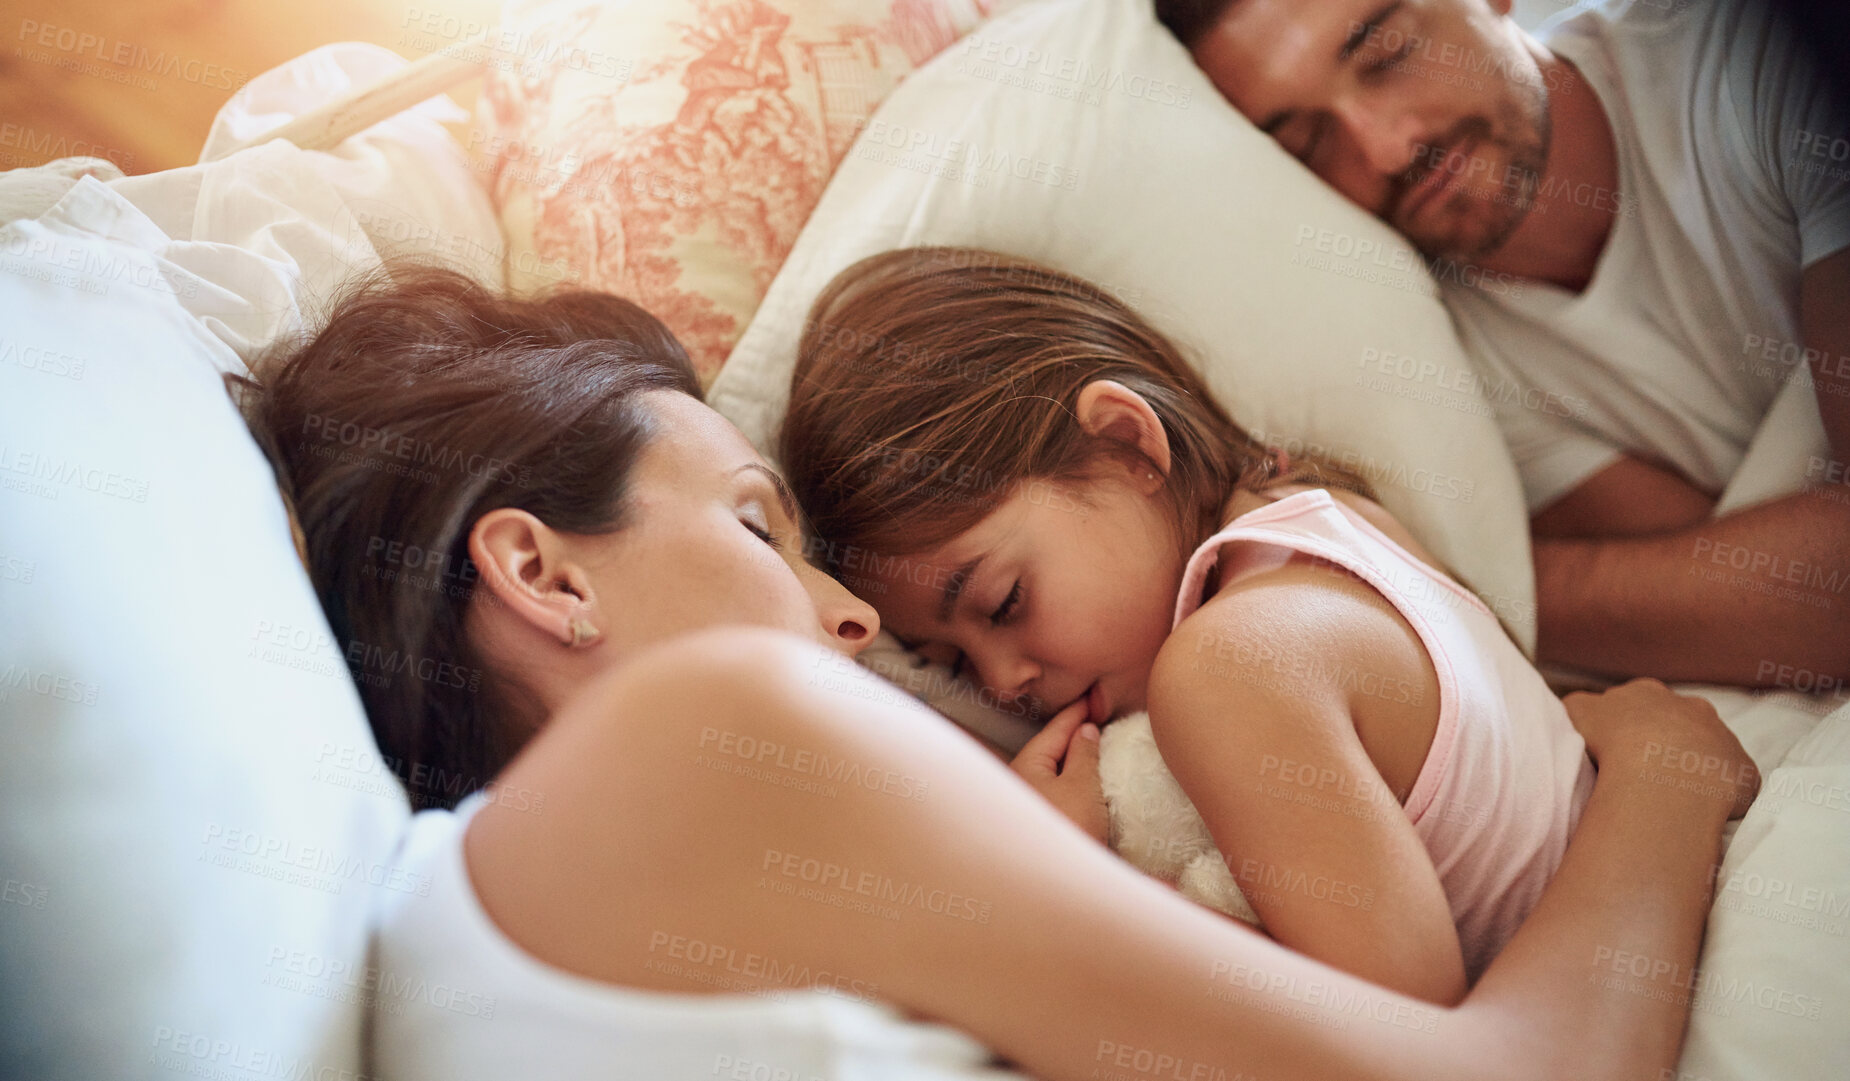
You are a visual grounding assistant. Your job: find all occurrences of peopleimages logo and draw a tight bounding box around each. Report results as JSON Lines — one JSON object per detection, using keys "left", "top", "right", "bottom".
{"left": 1291, "top": 225, "right": 1524, "bottom": 298}
{"left": 14, "top": 20, "right": 249, "bottom": 90}
{"left": 299, "top": 413, "right": 533, "bottom": 489}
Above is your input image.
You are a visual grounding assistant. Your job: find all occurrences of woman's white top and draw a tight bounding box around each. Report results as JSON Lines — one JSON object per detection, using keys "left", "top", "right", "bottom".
{"left": 369, "top": 793, "right": 1021, "bottom": 1081}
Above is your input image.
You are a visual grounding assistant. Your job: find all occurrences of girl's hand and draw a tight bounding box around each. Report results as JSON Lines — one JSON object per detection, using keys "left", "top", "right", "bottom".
{"left": 1563, "top": 678, "right": 1760, "bottom": 820}
{"left": 1009, "top": 701, "right": 1109, "bottom": 845}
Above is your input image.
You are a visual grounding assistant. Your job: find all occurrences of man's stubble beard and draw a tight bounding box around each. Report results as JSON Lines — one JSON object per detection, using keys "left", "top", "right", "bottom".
{"left": 1395, "top": 75, "right": 1553, "bottom": 265}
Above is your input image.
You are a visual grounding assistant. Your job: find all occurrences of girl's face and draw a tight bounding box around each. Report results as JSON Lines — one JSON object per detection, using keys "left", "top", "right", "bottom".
{"left": 860, "top": 469, "right": 1186, "bottom": 726}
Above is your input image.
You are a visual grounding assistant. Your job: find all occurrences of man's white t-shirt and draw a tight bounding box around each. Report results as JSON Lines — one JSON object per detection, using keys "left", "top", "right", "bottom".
{"left": 1440, "top": 0, "right": 1850, "bottom": 513}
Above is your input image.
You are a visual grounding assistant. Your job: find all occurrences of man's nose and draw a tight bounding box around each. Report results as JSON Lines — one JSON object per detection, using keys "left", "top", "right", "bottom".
{"left": 1334, "top": 94, "right": 1424, "bottom": 179}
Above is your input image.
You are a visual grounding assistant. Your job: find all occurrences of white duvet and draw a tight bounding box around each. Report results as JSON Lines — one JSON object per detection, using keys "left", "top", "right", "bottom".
{"left": 1669, "top": 376, "right": 1850, "bottom": 1079}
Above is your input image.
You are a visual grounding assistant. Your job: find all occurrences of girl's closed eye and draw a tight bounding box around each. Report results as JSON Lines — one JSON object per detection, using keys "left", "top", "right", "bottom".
{"left": 990, "top": 581, "right": 1024, "bottom": 626}
{"left": 944, "top": 582, "right": 1024, "bottom": 679}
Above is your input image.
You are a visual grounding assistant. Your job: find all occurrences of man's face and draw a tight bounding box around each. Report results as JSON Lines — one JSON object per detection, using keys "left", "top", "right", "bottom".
{"left": 1190, "top": 0, "right": 1551, "bottom": 262}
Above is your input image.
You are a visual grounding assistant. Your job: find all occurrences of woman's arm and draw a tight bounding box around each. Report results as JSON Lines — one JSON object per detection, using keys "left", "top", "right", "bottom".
{"left": 466, "top": 627, "right": 1746, "bottom": 1081}
{"left": 1148, "top": 570, "right": 1467, "bottom": 1005}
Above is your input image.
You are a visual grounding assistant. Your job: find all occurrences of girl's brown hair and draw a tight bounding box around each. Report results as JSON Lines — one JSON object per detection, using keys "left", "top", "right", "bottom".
{"left": 234, "top": 265, "right": 700, "bottom": 810}
{"left": 778, "top": 246, "right": 1372, "bottom": 576}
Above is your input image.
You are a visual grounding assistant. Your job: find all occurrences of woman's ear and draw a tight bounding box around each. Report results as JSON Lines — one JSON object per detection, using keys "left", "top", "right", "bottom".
{"left": 1075, "top": 379, "right": 1172, "bottom": 488}
{"left": 468, "top": 508, "right": 600, "bottom": 648}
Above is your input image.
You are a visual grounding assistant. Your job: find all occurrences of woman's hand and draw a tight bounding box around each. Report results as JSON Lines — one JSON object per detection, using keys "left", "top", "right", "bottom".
{"left": 1564, "top": 678, "right": 1760, "bottom": 820}
{"left": 1009, "top": 701, "right": 1109, "bottom": 845}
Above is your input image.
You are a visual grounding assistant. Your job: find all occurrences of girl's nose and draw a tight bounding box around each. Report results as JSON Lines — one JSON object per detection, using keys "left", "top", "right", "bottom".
{"left": 978, "top": 649, "right": 1041, "bottom": 703}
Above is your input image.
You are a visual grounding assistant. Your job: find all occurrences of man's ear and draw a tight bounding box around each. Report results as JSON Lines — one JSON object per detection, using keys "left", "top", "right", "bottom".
{"left": 1075, "top": 379, "right": 1172, "bottom": 488}
{"left": 468, "top": 508, "right": 599, "bottom": 647}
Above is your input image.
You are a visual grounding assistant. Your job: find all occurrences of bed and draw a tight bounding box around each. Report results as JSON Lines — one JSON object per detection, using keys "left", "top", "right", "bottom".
{"left": 1, "top": 1, "right": 1845, "bottom": 1079}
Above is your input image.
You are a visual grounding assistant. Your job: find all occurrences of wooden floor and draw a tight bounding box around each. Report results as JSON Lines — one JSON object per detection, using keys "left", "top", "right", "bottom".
{"left": 0, "top": 0, "right": 501, "bottom": 175}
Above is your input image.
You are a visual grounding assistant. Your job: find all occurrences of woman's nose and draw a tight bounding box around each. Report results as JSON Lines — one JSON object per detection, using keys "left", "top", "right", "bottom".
{"left": 809, "top": 568, "right": 880, "bottom": 657}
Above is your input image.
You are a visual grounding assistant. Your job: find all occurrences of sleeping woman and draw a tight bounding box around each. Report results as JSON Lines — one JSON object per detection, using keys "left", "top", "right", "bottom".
{"left": 777, "top": 246, "right": 1735, "bottom": 1001}
{"left": 238, "top": 263, "right": 1754, "bottom": 1081}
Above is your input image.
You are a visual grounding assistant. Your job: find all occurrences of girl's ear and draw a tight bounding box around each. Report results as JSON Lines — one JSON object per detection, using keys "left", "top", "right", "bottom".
{"left": 1075, "top": 379, "right": 1172, "bottom": 487}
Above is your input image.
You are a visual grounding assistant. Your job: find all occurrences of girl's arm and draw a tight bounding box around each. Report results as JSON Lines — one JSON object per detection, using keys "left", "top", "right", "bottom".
{"left": 1149, "top": 565, "right": 1468, "bottom": 1005}
{"left": 465, "top": 626, "right": 1745, "bottom": 1081}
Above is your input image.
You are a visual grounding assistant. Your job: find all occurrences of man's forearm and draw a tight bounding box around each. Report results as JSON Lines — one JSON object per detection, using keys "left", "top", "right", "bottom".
{"left": 1534, "top": 489, "right": 1850, "bottom": 684}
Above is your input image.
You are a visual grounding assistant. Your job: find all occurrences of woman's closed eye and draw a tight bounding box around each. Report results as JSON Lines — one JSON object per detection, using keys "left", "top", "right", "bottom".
{"left": 739, "top": 501, "right": 783, "bottom": 551}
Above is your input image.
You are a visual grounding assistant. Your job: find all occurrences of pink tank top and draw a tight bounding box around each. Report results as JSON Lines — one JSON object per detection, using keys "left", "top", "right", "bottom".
{"left": 1173, "top": 489, "right": 1595, "bottom": 980}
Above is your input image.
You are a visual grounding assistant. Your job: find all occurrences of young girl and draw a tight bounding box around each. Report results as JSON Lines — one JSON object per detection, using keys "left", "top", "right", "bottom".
{"left": 780, "top": 246, "right": 1598, "bottom": 1005}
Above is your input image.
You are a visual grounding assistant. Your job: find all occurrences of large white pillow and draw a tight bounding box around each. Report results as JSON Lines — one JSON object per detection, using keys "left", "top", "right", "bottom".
{"left": 0, "top": 176, "right": 409, "bottom": 1081}
{"left": 0, "top": 42, "right": 499, "bottom": 1081}
{"left": 709, "top": 0, "right": 1536, "bottom": 652}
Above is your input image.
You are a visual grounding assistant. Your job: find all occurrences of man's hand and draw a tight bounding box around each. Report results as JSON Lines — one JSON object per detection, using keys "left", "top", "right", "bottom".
{"left": 1009, "top": 701, "right": 1108, "bottom": 845}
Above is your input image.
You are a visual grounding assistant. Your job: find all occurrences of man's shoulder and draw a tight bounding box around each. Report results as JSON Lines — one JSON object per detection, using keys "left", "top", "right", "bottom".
{"left": 1542, "top": 0, "right": 1783, "bottom": 76}
{"left": 1538, "top": 0, "right": 1725, "bottom": 45}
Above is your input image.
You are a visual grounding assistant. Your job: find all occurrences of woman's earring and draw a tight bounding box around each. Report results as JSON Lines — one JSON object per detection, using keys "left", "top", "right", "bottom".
{"left": 568, "top": 619, "right": 602, "bottom": 648}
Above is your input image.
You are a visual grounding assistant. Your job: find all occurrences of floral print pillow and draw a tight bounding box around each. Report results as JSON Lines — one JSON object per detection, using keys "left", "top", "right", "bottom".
{"left": 482, "top": 0, "right": 999, "bottom": 381}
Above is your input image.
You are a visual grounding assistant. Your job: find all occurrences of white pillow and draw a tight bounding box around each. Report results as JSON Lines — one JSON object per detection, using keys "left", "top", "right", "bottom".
{"left": 0, "top": 176, "right": 409, "bottom": 1081}
{"left": 194, "top": 43, "right": 507, "bottom": 293}
{"left": 0, "top": 42, "right": 497, "bottom": 1081}
{"left": 709, "top": 0, "right": 1536, "bottom": 655}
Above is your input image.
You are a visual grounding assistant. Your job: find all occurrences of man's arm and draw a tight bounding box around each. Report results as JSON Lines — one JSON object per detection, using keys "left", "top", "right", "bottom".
{"left": 1534, "top": 485, "right": 1850, "bottom": 685}
{"left": 1530, "top": 246, "right": 1850, "bottom": 686}
{"left": 1802, "top": 247, "right": 1850, "bottom": 460}
{"left": 1530, "top": 455, "right": 1716, "bottom": 539}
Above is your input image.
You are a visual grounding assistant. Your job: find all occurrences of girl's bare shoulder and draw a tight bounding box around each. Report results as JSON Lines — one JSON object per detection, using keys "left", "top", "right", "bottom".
{"left": 1154, "top": 556, "right": 1420, "bottom": 716}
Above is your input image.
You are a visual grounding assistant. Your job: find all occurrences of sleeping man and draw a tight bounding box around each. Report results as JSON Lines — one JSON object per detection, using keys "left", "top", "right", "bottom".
{"left": 1156, "top": 0, "right": 1850, "bottom": 689}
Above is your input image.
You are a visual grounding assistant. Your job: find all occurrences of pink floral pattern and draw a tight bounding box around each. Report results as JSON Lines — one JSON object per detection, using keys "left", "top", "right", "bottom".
{"left": 484, "top": 0, "right": 995, "bottom": 381}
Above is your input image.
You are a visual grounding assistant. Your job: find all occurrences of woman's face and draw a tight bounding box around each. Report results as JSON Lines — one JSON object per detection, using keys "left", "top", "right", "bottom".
{"left": 576, "top": 392, "right": 880, "bottom": 658}
{"left": 475, "top": 391, "right": 880, "bottom": 683}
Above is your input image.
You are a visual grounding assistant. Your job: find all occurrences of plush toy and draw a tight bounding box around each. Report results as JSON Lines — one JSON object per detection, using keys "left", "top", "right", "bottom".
{"left": 1099, "top": 713, "right": 1261, "bottom": 928}
{"left": 857, "top": 633, "right": 1261, "bottom": 925}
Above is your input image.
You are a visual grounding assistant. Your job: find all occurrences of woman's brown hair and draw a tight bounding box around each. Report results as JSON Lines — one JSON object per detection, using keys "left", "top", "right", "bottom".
{"left": 779, "top": 246, "right": 1372, "bottom": 578}
{"left": 234, "top": 265, "right": 700, "bottom": 810}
